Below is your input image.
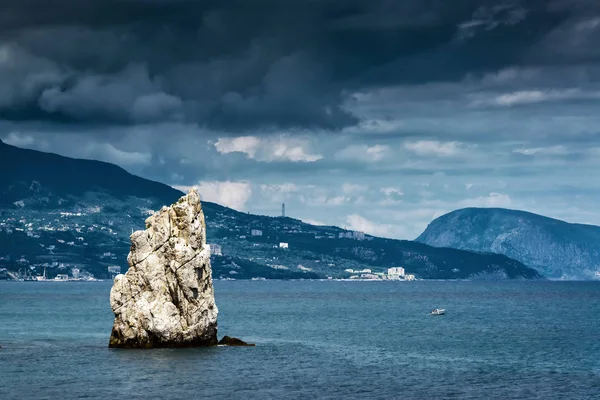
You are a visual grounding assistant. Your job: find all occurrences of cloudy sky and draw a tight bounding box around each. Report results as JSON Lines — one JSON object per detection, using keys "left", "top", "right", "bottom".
{"left": 3, "top": 0, "right": 600, "bottom": 239}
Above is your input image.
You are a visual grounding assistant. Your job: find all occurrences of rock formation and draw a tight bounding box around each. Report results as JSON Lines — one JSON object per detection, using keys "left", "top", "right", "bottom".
{"left": 218, "top": 336, "right": 255, "bottom": 346}
{"left": 109, "top": 189, "right": 218, "bottom": 348}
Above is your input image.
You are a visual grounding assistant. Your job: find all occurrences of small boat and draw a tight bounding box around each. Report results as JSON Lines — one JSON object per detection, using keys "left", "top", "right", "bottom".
{"left": 430, "top": 308, "right": 445, "bottom": 315}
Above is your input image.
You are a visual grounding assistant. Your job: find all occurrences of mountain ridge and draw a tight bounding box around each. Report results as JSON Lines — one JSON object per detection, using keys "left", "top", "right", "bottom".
{"left": 0, "top": 138, "right": 183, "bottom": 208}
{"left": 416, "top": 207, "right": 600, "bottom": 280}
{"left": 0, "top": 140, "right": 542, "bottom": 280}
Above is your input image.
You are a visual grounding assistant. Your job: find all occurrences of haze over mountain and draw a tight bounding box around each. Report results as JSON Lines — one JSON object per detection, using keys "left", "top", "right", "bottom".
{"left": 0, "top": 140, "right": 541, "bottom": 280}
{"left": 417, "top": 208, "right": 600, "bottom": 280}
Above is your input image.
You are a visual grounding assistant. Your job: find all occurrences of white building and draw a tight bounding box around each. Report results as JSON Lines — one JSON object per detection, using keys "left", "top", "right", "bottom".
{"left": 387, "top": 267, "right": 405, "bottom": 279}
{"left": 338, "top": 231, "right": 366, "bottom": 240}
{"left": 251, "top": 229, "right": 263, "bottom": 236}
{"left": 108, "top": 266, "right": 121, "bottom": 279}
{"left": 208, "top": 243, "right": 223, "bottom": 256}
{"left": 360, "top": 273, "right": 379, "bottom": 280}
{"left": 279, "top": 242, "right": 289, "bottom": 249}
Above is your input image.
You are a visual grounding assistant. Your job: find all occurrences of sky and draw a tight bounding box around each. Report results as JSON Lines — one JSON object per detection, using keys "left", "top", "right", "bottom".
{"left": 2, "top": 0, "right": 600, "bottom": 239}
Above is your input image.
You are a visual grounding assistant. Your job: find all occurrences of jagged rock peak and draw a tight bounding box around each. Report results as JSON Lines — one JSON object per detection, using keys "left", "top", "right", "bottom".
{"left": 109, "top": 188, "right": 218, "bottom": 348}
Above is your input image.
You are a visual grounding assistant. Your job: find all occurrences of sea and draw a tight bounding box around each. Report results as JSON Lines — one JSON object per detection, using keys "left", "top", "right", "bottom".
{"left": 1, "top": 280, "right": 599, "bottom": 399}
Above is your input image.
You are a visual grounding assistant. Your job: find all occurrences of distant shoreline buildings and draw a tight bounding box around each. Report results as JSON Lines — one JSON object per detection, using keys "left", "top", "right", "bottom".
{"left": 343, "top": 266, "right": 415, "bottom": 281}
{"left": 338, "top": 231, "right": 366, "bottom": 240}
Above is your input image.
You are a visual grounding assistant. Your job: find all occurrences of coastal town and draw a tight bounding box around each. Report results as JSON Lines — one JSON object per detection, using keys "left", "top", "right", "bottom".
{"left": 0, "top": 198, "right": 427, "bottom": 281}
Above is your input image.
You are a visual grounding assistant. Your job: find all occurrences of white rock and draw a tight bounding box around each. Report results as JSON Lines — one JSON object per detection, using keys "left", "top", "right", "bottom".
{"left": 109, "top": 189, "right": 218, "bottom": 348}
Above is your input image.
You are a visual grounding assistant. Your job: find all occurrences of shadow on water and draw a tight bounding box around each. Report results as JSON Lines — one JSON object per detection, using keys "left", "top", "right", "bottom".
{"left": 108, "top": 345, "right": 223, "bottom": 363}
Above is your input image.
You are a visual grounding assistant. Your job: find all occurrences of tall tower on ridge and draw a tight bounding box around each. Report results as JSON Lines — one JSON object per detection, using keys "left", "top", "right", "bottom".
{"left": 282, "top": 203, "right": 286, "bottom": 218}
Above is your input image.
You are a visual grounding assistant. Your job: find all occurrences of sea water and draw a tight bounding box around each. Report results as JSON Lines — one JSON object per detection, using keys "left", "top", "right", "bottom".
{"left": 1, "top": 280, "right": 599, "bottom": 399}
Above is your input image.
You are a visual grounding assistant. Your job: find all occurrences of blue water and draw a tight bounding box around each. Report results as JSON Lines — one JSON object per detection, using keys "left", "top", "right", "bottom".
{"left": 1, "top": 281, "right": 599, "bottom": 399}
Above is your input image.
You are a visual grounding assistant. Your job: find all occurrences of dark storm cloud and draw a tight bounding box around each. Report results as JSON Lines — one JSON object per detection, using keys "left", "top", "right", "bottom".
{"left": 0, "top": 0, "right": 598, "bottom": 131}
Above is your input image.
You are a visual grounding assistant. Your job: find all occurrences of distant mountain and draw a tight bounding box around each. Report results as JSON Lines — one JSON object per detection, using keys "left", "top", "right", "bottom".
{"left": 0, "top": 139, "right": 542, "bottom": 280}
{"left": 0, "top": 138, "right": 181, "bottom": 209}
{"left": 416, "top": 208, "right": 600, "bottom": 280}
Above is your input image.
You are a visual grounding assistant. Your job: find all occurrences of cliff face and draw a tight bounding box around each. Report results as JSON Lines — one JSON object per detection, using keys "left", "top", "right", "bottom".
{"left": 109, "top": 189, "right": 218, "bottom": 348}
{"left": 416, "top": 208, "right": 600, "bottom": 280}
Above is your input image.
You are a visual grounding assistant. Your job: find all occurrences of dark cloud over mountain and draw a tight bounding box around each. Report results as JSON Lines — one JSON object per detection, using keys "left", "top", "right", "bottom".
{"left": 4, "top": 1, "right": 600, "bottom": 239}
{"left": 2, "top": 0, "right": 598, "bottom": 131}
